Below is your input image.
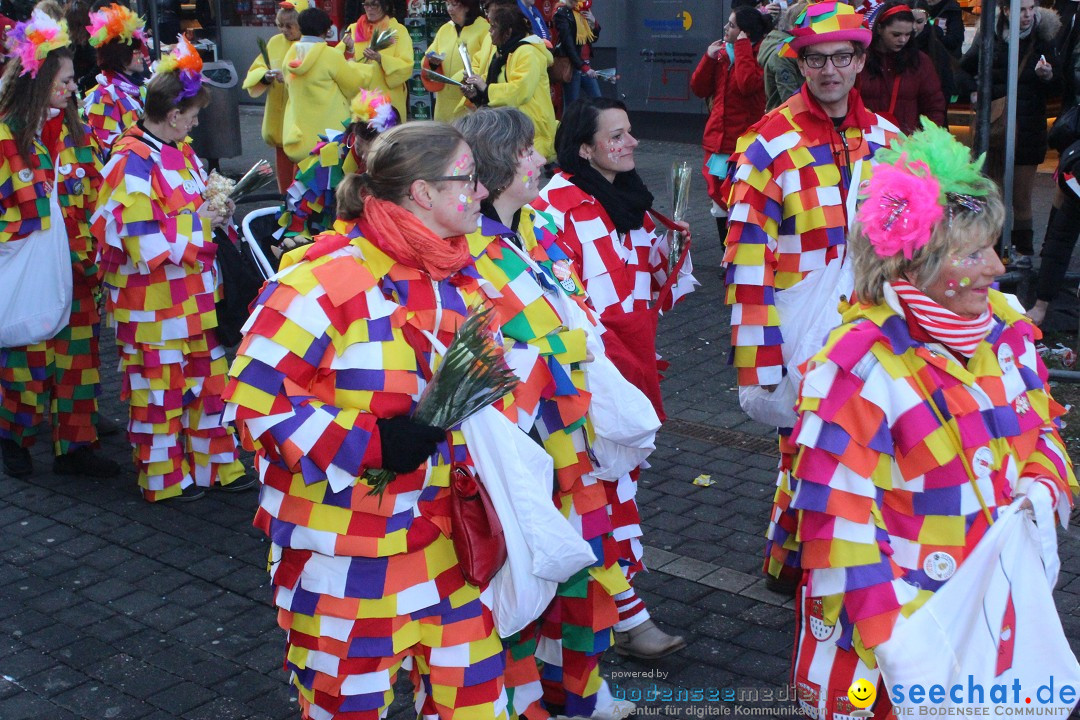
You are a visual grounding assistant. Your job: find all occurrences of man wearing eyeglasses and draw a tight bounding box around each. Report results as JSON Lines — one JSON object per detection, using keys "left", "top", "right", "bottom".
{"left": 720, "top": 1, "right": 899, "bottom": 599}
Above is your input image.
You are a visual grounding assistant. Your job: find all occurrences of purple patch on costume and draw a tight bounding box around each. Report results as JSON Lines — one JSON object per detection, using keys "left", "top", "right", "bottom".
{"left": 912, "top": 485, "right": 961, "bottom": 516}
{"left": 344, "top": 556, "right": 388, "bottom": 598}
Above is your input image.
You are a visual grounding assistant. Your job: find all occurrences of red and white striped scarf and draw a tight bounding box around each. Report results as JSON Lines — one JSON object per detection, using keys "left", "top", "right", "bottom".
{"left": 890, "top": 279, "right": 993, "bottom": 357}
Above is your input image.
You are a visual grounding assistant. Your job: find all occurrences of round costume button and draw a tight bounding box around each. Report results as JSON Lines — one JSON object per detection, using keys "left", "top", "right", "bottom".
{"left": 923, "top": 551, "right": 957, "bottom": 581}
{"left": 71, "top": 180, "right": 83, "bottom": 195}
{"left": 17, "top": 169, "right": 33, "bottom": 183}
{"left": 972, "top": 446, "right": 994, "bottom": 478}
{"left": 75, "top": 167, "right": 86, "bottom": 178}
{"left": 58, "top": 163, "right": 71, "bottom": 174}
{"left": 997, "top": 345, "right": 1016, "bottom": 374}
{"left": 182, "top": 180, "right": 198, "bottom": 194}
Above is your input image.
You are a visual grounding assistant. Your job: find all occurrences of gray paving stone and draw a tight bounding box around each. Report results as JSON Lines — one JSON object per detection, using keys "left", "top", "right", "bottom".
{"left": 700, "top": 567, "right": 757, "bottom": 594}
{"left": 657, "top": 556, "right": 717, "bottom": 582}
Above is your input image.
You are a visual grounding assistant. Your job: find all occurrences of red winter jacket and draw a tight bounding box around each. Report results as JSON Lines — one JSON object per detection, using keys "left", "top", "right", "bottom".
{"left": 690, "top": 38, "right": 766, "bottom": 156}
{"left": 856, "top": 51, "right": 946, "bottom": 135}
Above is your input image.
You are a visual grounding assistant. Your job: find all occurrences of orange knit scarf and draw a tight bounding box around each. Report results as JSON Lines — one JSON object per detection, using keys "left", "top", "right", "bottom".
{"left": 359, "top": 197, "right": 472, "bottom": 281}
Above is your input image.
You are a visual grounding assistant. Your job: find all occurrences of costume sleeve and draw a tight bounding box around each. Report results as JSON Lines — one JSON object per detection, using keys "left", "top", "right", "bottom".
{"left": 731, "top": 38, "right": 764, "bottom": 94}
{"left": 332, "top": 53, "right": 375, "bottom": 99}
{"left": 487, "top": 47, "right": 545, "bottom": 108}
{"left": 92, "top": 151, "right": 216, "bottom": 274}
{"left": 790, "top": 343, "right": 917, "bottom": 661}
{"left": 917, "top": 53, "right": 947, "bottom": 128}
{"left": 644, "top": 216, "right": 698, "bottom": 313}
{"left": 377, "top": 25, "right": 415, "bottom": 90}
{"left": 83, "top": 88, "right": 128, "bottom": 153}
{"left": 243, "top": 50, "right": 271, "bottom": 98}
{"left": 225, "top": 257, "right": 384, "bottom": 490}
{"left": 722, "top": 130, "right": 785, "bottom": 387}
{"left": 690, "top": 51, "right": 717, "bottom": 98}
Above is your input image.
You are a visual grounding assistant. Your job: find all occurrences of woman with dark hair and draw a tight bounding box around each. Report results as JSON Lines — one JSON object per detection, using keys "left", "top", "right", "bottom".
{"left": 691, "top": 4, "right": 767, "bottom": 242}
{"left": 276, "top": 88, "right": 399, "bottom": 251}
{"left": 224, "top": 121, "right": 514, "bottom": 720}
{"left": 461, "top": 3, "right": 557, "bottom": 159}
{"left": 962, "top": 0, "right": 1059, "bottom": 266}
{"left": 339, "top": 0, "right": 413, "bottom": 120}
{"left": 532, "top": 96, "right": 697, "bottom": 665}
{"left": 455, "top": 104, "right": 638, "bottom": 720}
{"left": 83, "top": 3, "right": 147, "bottom": 156}
{"left": 91, "top": 37, "right": 250, "bottom": 502}
{"left": 64, "top": 0, "right": 96, "bottom": 90}
{"left": 243, "top": 0, "right": 303, "bottom": 193}
{"left": 0, "top": 10, "right": 120, "bottom": 481}
{"left": 553, "top": 0, "right": 601, "bottom": 104}
{"left": 911, "top": 0, "right": 963, "bottom": 103}
{"left": 857, "top": 0, "right": 945, "bottom": 134}
{"left": 421, "top": 0, "right": 488, "bottom": 122}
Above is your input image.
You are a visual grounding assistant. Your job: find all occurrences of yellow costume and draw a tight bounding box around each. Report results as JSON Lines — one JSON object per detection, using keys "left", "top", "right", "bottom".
{"left": 339, "top": 16, "right": 413, "bottom": 121}
{"left": 242, "top": 33, "right": 295, "bottom": 147}
{"left": 469, "top": 35, "right": 557, "bottom": 160}
{"left": 421, "top": 17, "right": 489, "bottom": 122}
{"left": 281, "top": 40, "right": 372, "bottom": 163}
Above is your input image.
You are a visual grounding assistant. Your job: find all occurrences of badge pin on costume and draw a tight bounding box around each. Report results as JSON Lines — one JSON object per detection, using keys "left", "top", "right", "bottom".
{"left": 923, "top": 550, "right": 957, "bottom": 581}
{"left": 997, "top": 345, "right": 1016, "bottom": 375}
{"left": 552, "top": 259, "right": 576, "bottom": 293}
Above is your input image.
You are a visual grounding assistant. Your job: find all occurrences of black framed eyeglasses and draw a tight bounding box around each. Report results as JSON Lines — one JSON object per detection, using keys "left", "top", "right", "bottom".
{"left": 429, "top": 171, "right": 479, "bottom": 192}
{"left": 800, "top": 52, "right": 856, "bottom": 69}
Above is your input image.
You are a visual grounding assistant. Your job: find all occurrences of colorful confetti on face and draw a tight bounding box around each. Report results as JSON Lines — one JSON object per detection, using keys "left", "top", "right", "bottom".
{"left": 453, "top": 152, "right": 470, "bottom": 176}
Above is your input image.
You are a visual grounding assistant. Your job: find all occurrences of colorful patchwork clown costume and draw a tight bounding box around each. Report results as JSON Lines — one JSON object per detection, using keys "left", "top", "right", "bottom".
{"left": 223, "top": 216, "right": 510, "bottom": 720}
{"left": 91, "top": 40, "right": 245, "bottom": 500}
{"left": 277, "top": 90, "right": 399, "bottom": 251}
{"left": 465, "top": 210, "right": 631, "bottom": 720}
{"left": 788, "top": 125, "right": 1077, "bottom": 719}
{"left": 531, "top": 171, "right": 697, "bottom": 657}
{"left": 0, "top": 11, "right": 118, "bottom": 478}
{"left": 721, "top": 1, "right": 898, "bottom": 588}
{"left": 83, "top": 3, "right": 147, "bottom": 157}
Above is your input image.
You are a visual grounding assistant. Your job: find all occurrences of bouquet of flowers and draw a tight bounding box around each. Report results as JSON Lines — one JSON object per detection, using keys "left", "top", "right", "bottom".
{"left": 667, "top": 161, "right": 692, "bottom": 274}
{"left": 257, "top": 36, "right": 271, "bottom": 67}
{"left": 365, "top": 27, "right": 397, "bottom": 61}
{"left": 593, "top": 67, "right": 619, "bottom": 84}
{"left": 423, "top": 67, "right": 463, "bottom": 87}
{"left": 364, "top": 306, "right": 519, "bottom": 496}
{"left": 202, "top": 160, "right": 275, "bottom": 216}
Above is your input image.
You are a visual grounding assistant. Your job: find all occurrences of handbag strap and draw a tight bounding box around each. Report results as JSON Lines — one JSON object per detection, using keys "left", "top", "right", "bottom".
{"left": 646, "top": 209, "right": 691, "bottom": 314}
{"left": 887, "top": 74, "right": 902, "bottom": 117}
{"left": 899, "top": 351, "right": 995, "bottom": 526}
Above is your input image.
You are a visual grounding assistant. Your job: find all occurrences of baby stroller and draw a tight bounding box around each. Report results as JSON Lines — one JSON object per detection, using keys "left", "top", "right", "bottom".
{"left": 239, "top": 197, "right": 284, "bottom": 280}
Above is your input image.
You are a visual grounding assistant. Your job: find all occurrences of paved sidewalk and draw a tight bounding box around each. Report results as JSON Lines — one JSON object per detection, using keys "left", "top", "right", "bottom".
{"left": 1, "top": 111, "right": 1078, "bottom": 720}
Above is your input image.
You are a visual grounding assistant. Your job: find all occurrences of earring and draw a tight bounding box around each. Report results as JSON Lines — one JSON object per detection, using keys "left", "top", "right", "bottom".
{"left": 170, "top": 120, "right": 177, "bottom": 128}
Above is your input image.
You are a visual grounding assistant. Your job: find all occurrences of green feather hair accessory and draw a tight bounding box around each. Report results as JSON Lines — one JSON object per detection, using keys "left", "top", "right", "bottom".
{"left": 873, "top": 117, "right": 994, "bottom": 201}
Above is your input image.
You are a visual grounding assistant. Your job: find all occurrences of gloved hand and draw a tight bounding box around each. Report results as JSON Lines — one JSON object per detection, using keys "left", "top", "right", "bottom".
{"left": 376, "top": 416, "right": 445, "bottom": 474}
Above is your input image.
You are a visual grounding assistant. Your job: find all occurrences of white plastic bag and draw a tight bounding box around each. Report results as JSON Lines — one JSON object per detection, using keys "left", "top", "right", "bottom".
{"left": 0, "top": 170, "right": 72, "bottom": 347}
{"left": 585, "top": 348, "right": 661, "bottom": 480}
{"left": 739, "top": 255, "right": 853, "bottom": 428}
{"left": 876, "top": 498, "right": 1080, "bottom": 714}
{"left": 462, "top": 406, "right": 596, "bottom": 637}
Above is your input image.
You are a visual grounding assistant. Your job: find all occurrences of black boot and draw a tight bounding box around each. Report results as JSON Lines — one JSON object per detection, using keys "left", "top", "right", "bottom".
{"left": 54, "top": 446, "right": 120, "bottom": 478}
{"left": 1, "top": 439, "right": 32, "bottom": 478}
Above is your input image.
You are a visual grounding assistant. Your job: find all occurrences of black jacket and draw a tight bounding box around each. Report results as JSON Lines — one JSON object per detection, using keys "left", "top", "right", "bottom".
{"left": 962, "top": 7, "right": 1062, "bottom": 165}
{"left": 928, "top": 0, "right": 966, "bottom": 58}
{"left": 553, "top": 5, "right": 600, "bottom": 70}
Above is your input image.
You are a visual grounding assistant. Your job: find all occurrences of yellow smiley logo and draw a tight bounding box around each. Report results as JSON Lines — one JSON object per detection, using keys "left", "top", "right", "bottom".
{"left": 848, "top": 678, "right": 877, "bottom": 709}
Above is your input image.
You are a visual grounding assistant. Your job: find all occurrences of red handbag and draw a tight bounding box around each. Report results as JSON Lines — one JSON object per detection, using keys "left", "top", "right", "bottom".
{"left": 449, "top": 464, "right": 507, "bottom": 586}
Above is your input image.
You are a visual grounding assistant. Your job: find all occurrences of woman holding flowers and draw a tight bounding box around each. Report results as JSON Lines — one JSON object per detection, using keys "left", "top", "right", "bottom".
{"left": 461, "top": 3, "right": 557, "bottom": 161}
{"left": 339, "top": 0, "right": 413, "bottom": 122}
{"left": 276, "top": 88, "right": 399, "bottom": 254}
{"left": 243, "top": 0, "right": 304, "bottom": 193}
{"left": 0, "top": 9, "right": 120, "bottom": 481}
{"left": 789, "top": 124, "right": 1076, "bottom": 719}
{"left": 91, "top": 37, "right": 249, "bottom": 502}
{"left": 83, "top": 2, "right": 148, "bottom": 157}
{"left": 531, "top": 96, "right": 697, "bottom": 662}
{"left": 456, "top": 105, "right": 637, "bottom": 720}
{"left": 421, "top": 0, "right": 489, "bottom": 122}
{"left": 224, "top": 122, "right": 512, "bottom": 720}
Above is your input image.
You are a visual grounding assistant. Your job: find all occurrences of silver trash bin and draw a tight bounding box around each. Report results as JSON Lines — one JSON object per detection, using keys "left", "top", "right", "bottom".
{"left": 190, "top": 60, "right": 243, "bottom": 161}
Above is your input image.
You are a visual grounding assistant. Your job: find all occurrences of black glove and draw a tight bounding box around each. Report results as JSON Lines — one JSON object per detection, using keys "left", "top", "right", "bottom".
{"left": 376, "top": 415, "right": 445, "bottom": 474}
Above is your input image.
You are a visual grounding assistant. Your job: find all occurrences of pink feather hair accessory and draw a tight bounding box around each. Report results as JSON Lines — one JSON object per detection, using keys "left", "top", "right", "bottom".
{"left": 7, "top": 9, "right": 70, "bottom": 78}
{"left": 857, "top": 158, "right": 944, "bottom": 260}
